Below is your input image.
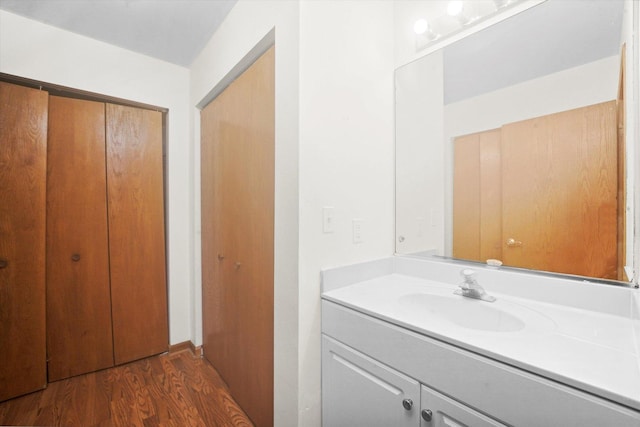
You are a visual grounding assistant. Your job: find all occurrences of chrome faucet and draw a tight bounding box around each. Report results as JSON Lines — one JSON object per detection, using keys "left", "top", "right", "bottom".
{"left": 454, "top": 269, "right": 496, "bottom": 302}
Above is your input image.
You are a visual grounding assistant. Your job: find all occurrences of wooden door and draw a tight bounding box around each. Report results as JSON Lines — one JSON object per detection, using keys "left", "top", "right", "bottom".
{"left": 106, "top": 104, "right": 168, "bottom": 364}
{"left": 201, "top": 76, "right": 235, "bottom": 387}
{"left": 453, "top": 133, "right": 480, "bottom": 261}
{"left": 201, "top": 46, "right": 275, "bottom": 427}
{"left": 453, "top": 129, "right": 502, "bottom": 262}
{"left": 501, "top": 101, "right": 618, "bottom": 278}
{"left": 46, "top": 96, "right": 114, "bottom": 381}
{"left": 0, "top": 82, "right": 48, "bottom": 401}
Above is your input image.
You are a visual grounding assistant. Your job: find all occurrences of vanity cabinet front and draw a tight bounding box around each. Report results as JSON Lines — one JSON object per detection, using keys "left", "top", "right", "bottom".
{"left": 322, "top": 335, "right": 505, "bottom": 427}
{"left": 321, "top": 300, "right": 640, "bottom": 427}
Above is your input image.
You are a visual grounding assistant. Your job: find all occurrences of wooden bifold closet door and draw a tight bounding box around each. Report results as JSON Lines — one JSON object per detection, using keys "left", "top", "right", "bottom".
{"left": 0, "top": 82, "right": 48, "bottom": 401}
{"left": 201, "top": 46, "right": 275, "bottom": 427}
{"left": 46, "top": 96, "right": 114, "bottom": 381}
{"left": 106, "top": 103, "right": 168, "bottom": 365}
{"left": 46, "top": 97, "right": 167, "bottom": 382}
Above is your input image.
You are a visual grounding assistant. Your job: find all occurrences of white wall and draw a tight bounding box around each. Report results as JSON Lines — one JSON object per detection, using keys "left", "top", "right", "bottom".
{"left": 0, "top": 10, "right": 193, "bottom": 345}
{"left": 298, "top": 1, "right": 395, "bottom": 424}
{"left": 191, "top": 2, "right": 394, "bottom": 425}
{"left": 189, "top": 1, "right": 300, "bottom": 425}
{"left": 444, "top": 56, "right": 620, "bottom": 138}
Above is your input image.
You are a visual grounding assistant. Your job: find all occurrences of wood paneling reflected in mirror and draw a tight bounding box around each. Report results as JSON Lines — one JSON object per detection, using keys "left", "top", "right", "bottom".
{"left": 395, "top": 0, "right": 636, "bottom": 283}
{"left": 454, "top": 102, "right": 618, "bottom": 279}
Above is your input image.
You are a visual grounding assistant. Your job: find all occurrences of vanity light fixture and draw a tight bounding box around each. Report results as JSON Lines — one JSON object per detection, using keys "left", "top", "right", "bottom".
{"left": 414, "top": 18, "right": 439, "bottom": 40}
{"left": 413, "top": 0, "right": 522, "bottom": 52}
{"left": 414, "top": 18, "right": 429, "bottom": 35}
{"left": 447, "top": 1, "right": 464, "bottom": 17}
{"left": 447, "top": 1, "right": 472, "bottom": 25}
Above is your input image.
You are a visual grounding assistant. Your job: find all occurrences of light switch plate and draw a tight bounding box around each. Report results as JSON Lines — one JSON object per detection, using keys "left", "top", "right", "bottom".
{"left": 323, "top": 207, "right": 335, "bottom": 233}
{"left": 352, "top": 219, "right": 363, "bottom": 243}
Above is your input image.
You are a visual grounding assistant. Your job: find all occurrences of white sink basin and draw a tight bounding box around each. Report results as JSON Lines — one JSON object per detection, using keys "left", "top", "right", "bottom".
{"left": 321, "top": 269, "right": 639, "bottom": 411}
{"left": 398, "top": 293, "right": 526, "bottom": 332}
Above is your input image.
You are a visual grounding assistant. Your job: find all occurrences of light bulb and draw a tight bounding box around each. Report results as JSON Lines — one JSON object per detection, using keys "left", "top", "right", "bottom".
{"left": 413, "top": 19, "right": 429, "bottom": 35}
{"left": 447, "top": 0, "right": 464, "bottom": 16}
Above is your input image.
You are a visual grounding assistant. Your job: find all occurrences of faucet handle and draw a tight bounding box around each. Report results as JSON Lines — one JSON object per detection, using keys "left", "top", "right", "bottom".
{"left": 461, "top": 268, "right": 475, "bottom": 280}
{"left": 460, "top": 269, "right": 479, "bottom": 290}
{"left": 455, "top": 268, "right": 496, "bottom": 302}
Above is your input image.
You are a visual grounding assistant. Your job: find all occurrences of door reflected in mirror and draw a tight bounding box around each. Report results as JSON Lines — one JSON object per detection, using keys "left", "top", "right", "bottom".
{"left": 395, "top": 0, "right": 634, "bottom": 283}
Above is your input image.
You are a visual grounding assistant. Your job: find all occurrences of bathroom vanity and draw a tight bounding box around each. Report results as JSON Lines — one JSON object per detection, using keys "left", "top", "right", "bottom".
{"left": 321, "top": 257, "right": 640, "bottom": 426}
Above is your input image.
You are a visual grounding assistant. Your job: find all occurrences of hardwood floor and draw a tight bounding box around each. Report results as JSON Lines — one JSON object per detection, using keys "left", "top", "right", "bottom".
{"left": 0, "top": 350, "right": 255, "bottom": 427}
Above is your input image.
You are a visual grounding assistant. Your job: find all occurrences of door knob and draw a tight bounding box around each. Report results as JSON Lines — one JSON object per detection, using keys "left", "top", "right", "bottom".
{"left": 0, "top": 258, "right": 7, "bottom": 269}
{"left": 506, "top": 238, "right": 522, "bottom": 247}
{"left": 421, "top": 409, "right": 433, "bottom": 421}
{"left": 402, "top": 398, "right": 413, "bottom": 410}
{"left": 71, "top": 254, "right": 81, "bottom": 262}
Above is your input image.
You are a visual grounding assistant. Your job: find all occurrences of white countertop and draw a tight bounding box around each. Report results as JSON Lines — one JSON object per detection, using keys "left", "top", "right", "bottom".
{"left": 322, "top": 270, "right": 640, "bottom": 411}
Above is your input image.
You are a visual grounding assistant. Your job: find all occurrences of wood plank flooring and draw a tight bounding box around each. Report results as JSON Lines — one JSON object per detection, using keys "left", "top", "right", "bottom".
{"left": 0, "top": 350, "right": 255, "bottom": 427}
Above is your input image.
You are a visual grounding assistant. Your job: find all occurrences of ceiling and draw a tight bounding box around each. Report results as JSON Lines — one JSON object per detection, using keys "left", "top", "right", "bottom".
{"left": 0, "top": 0, "right": 238, "bottom": 67}
{"left": 1, "top": 0, "right": 624, "bottom": 86}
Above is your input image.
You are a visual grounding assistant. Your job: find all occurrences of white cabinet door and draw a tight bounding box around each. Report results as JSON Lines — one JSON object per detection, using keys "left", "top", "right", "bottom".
{"left": 420, "top": 385, "right": 505, "bottom": 427}
{"left": 322, "top": 335, "right": 420, "bottom": 427}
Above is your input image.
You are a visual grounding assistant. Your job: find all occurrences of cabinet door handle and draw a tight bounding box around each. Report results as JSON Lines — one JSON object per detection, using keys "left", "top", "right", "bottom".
{"left": 234, "top": 262, "right": 241, "bottom": 270}
{"left": 71, "top": 254, "right": 81, "bottom": 262}
{"left": 217, "top": 254, "right": 225, "bottom": 261}
{"left": 402, "top": 398, "right": 413, "bottom": 410}
{"left": 0, "top": 258, "right": 7, "bottom": 269}
{"left": 421, "top": 409, "right": 433, "bottom": 421}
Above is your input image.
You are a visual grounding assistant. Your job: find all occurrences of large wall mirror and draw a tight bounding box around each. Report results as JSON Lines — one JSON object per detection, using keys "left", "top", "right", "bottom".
{"left": 395, "top": 0, "right": 638, "bottom": 284}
